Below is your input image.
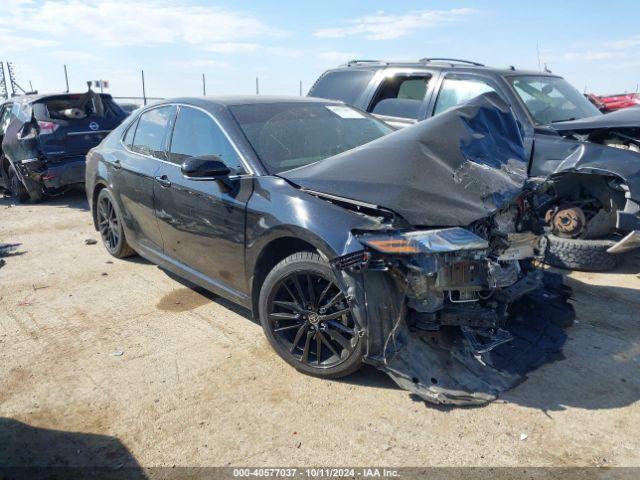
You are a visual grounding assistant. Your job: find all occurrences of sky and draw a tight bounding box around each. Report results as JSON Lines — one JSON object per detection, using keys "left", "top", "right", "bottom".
{"left": 2, "top": 0, "right": 639, "bottom": 101}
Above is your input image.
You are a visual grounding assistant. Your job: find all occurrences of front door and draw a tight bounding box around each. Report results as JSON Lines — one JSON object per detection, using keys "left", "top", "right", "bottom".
{"left": 109, "top": 105, "right": 175, "bottom": 253}
{"left": 153, "top": 105, "right": 253, "bottom": 295}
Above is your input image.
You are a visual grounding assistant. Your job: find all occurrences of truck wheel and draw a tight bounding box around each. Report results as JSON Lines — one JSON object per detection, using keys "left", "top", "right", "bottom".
{"left": 543, "top": 234, "right": 621, "bottom": 272}
{"left": 7, "top": 164, "right": 30, "bottom": 203}
{"left": 258, "top": 251, "right": 363, "bottom": 379}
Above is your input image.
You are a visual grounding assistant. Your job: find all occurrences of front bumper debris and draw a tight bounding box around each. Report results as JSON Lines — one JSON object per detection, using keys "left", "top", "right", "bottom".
{"left": 331, "top": 227, "right": 575, "bottom": 406}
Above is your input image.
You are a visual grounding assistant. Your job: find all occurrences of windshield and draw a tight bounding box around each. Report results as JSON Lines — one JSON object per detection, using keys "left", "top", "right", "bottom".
{"left": 508, "top": 75, "right": 601, "bottom": 125}
{"left": 229, "top": 102, "right": 393, "bottom": 174}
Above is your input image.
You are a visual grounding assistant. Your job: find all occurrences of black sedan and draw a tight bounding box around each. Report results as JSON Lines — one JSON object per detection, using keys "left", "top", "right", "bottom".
{"left": 86, "top": 94, "right": 574, "bottom": 405}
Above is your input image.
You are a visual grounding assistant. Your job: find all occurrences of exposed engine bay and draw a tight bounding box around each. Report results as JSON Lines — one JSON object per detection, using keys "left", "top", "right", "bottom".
{"left": 328, "top": 200, "right": 574, "bottom": 405}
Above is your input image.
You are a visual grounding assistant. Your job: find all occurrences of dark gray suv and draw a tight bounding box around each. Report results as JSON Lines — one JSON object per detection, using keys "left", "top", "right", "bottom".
{"left": 309, "top": 59, "right": 640, "bottom": 271}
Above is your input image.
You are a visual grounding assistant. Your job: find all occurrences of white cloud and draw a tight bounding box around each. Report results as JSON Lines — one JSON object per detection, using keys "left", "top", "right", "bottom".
{"left": 605, "top": 35, "right": 640, "bottom": 50}
{"left": 317, "top": 51, "right": 360, "bottom": 63}
{"left": 170, "top": 59, "right": 230, "bottom": 69}
{"left": 0, "top": 28, "right": 58, "bottom": 50}
{"left": 264, "top": 46, "right": 303, "bottom": 58}
{"left": 314, "top": 8, "right": 475, "bottom": 40}
{"left": 49, "top": 50, "right": 102, "bottom": 62}
{"left": 203, "top": 43, "right": 260, "bottom": 54}
{"left": 4, "top": 0, "right": 284, "bottom": 48}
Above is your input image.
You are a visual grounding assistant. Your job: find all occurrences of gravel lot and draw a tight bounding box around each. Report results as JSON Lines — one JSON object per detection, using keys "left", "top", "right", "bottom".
{"left": 1, "top": 191, "right": 639, "bottom": 468}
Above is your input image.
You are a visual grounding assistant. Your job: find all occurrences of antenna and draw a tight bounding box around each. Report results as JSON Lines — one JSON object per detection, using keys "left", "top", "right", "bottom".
{"left": 255, "top": 76, "right": 259, "bottom": 95}
{"left": 202, "top": 73, "right": 206, "bottom": 96}
{"left": 64, "top": 64, "right": 70, "bottom": 92}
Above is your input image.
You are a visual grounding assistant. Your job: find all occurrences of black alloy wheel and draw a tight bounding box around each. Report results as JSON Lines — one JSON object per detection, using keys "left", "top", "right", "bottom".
{"left": 259, "top": 252, "right": 363, "bottom": 378}
{"left": 7, "top": 164, "right": 29, "bottom": 202}
{"left": 96, "top": 188, "right": 135, "bottom": 258}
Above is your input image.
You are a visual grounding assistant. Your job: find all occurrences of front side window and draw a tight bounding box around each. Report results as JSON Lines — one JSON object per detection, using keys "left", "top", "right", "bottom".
{"left": 131, "top": 106, "right": 174, "bottom": 160}
{"left": 230, "top": 102, "right": 393, "bottom": 174}
{"left": 169, "top": 106, "right": 243, "bottom": 171}
{"left": 370, "top": 75, "right": 430, "bottom": 119}
{"left": 508, "top": 75, "right": 601, "bottom": 125}
{"left": 433, "top": 76, "right": 496, "bottom": 115}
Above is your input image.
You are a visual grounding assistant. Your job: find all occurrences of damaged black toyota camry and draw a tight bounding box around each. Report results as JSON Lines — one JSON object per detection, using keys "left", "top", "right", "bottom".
{"left": 86, "top": 93, "right": 574, "bottom": 405}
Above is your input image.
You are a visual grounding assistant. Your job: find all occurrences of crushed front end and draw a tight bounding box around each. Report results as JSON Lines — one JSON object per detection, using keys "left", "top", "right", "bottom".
{"left": 332, "top": 213, "right": 574, "bottom": 406}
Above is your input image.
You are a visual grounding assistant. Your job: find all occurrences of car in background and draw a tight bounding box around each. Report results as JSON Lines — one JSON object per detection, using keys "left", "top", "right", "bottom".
{"left": 85, "top": 95, "right": 573, "bottom": 405}
{"left": 309, "top": 59, "right": 640, "bottom": 271}
{"left": 587, "top": 92, "right": 640, "bottom": 113}
{"left": 0, "top": 90, "right": 127, "bottom": 202}
{"left": 116, "top": 102, "right": 141, "bottom": 115}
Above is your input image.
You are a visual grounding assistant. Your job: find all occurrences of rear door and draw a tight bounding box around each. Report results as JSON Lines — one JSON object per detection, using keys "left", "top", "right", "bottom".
{"left": 153, "top": 105, "right": 253, "bottom": 296}
{"left": 109, "top": 105, "right": 175, "bottom": 253}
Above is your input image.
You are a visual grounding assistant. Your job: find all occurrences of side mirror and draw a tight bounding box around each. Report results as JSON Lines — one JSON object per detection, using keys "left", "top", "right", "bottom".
{"left": 181, "top": 155, "right": 231, "bottom": 179}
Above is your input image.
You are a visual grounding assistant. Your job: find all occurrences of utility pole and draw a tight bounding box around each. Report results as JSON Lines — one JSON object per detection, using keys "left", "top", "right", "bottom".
{"left": 299, "top": 80, "right": 302, "bottom": 96}
{"left": 7, "top": 62, "right": 26, "bottom": 95}
{"left": 202, "top": 73, "right": 206, "bottom": 96}
{"left": 64, "top": 64, "right": 69, "bottom": 92}
{"left": 0, "top": 62, "right": 8, "bottom": 100}
{"left": 255, "top": 76, "right": 259, "bottom": 95}
{"left": 141, "top": 69, "right": 147, "bottom": 105}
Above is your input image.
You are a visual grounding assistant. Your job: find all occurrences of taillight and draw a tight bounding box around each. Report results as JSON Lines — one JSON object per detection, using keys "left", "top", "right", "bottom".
{"left": 37, "top": 121, "right": 59, "bottom": 135}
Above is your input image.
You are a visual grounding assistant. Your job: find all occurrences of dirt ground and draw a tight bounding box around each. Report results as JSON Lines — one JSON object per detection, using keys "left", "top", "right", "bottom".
{"left": 1, "top": 190, "right": 639, "bottom": 468}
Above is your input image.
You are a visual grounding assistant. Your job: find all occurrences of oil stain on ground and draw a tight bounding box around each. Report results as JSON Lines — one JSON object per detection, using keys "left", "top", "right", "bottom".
{"left": 156, "top": 287, "right": 210, "bottom": 312}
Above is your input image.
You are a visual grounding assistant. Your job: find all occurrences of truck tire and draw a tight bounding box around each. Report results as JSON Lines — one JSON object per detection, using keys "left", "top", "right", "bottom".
{"left": 543, "top": 234, "right": 621, "bottom": 272}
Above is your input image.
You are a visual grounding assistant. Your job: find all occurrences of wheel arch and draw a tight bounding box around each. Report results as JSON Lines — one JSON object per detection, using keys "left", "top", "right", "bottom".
{"left": 249, "top": 232, "right": 332, "bottom": 318}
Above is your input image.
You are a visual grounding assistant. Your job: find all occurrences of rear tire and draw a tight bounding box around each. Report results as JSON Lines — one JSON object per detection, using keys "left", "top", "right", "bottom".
{"left": 258, "top": 251, "right": 363, "bottom": 379}
{"left": 7, "top": 164, "right": 30, "bottom": 203}
{"left": 96, "top": 188, "right": 136, "bottom": 258}
{"left": 543, "top": 234, "right": 621, "bottom": 271}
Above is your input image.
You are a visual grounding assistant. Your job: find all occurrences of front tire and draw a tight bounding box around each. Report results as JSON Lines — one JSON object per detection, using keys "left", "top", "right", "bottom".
{"left": 258, "top": 251, "right": 363, "bottom": 379}
{"left": 96, "top": 188, "right": 136, "bottom": 258}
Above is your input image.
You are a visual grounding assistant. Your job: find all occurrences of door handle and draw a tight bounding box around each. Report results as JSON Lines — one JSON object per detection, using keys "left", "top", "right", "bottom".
{"left": 155, "top": 175, "right": 172, "bottom": 188}
{"left": 112, "top": 159, "right": 122, "bottom": 170}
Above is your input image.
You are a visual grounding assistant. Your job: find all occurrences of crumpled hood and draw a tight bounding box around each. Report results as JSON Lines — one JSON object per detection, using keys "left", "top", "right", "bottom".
{"left": 550, "top": 106, "right": 640, "bottom": 133}
{"left": 281, "top": 92, "right": 528, "bottom": 227}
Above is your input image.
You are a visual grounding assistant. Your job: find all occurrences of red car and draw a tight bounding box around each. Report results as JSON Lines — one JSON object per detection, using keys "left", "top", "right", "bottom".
{"left": 587, "top": 92, "right": 640, "bottom": 112}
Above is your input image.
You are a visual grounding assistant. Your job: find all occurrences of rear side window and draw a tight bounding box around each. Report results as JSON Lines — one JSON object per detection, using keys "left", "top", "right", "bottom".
{"left": 308, "top": 70, "right": 374, "bottom": 105}
{"left": 433, "top": 76, "right": 497, "bottom": 115}
{"left": 369, "top": 75, "right": 430, "bottom": 120}
{"left": 131, "top": 106, "right": 174, "bottom": 160}
{"left": 122, "top": 119, "right": 137, "bottom": 149}
{"left": 169, "top": 106, "right": 243, "bottom": 171}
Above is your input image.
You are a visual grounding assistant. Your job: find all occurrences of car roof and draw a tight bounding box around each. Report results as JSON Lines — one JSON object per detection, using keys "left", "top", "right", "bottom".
{"left": 156, "top": 95, "right": 342, "bottom": 109}
{"left": 324, "top": 61, "right": 561, "bottom": 78}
